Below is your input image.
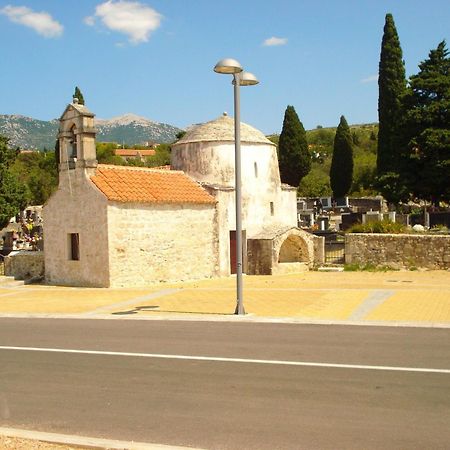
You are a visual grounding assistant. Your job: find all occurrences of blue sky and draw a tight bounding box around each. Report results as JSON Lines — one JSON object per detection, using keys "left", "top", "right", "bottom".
{"left": 1, "top": 0, "right": 449, "bottom": 134}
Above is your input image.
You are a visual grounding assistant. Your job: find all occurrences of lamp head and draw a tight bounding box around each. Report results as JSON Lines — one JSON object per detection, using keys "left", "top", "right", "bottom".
{"left": 239, "top": 71, "right": 259, "bottom": 86}
{"left": 214, "top": 58, "right": 243, "bottom": 74}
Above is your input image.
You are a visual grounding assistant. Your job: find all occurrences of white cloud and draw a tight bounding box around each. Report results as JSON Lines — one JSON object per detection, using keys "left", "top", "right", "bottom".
{"left": 0, "top": 5, "right": 63, "bottom": 38}
{"left": 87, "top": 0, "right": 162, "bottom": 44}
{"left": 263, "top": 36, "right": 288, "bottom": 47}
{"left": 84, "top": 15, "right": 96, "bottom": 26}
{"left": 361, "top": 74, "right": 378, "bottom": 83}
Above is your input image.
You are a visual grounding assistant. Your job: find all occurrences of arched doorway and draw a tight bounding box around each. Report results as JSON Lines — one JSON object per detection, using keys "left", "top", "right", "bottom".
{"left": 278, "top": 235, "right": 309, "bottom": 263}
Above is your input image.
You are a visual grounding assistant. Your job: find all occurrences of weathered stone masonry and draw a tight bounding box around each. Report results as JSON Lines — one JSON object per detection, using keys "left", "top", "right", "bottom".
{"left": 345, "top": 233, "right": 450, "bottom": 269}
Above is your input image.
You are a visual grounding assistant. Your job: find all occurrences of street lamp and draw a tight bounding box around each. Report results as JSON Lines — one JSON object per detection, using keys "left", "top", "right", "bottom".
{"left": 214, "top": 58, "right": 259, "bottom": 315}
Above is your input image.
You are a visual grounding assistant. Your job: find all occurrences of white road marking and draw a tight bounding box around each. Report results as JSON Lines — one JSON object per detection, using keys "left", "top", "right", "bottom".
{"left": 1, "top": 345, "right": 449, "bottom": 374}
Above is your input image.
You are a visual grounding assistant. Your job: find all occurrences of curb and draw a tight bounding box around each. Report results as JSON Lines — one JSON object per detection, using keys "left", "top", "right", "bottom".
{"left": 0, "top": 312, "right": 449, "bottom": 328}
{"left": 0, "top": 427, "right": 201, "bottom": 450}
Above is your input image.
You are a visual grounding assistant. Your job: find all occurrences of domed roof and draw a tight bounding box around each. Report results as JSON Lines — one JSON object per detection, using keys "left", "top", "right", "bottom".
{"left": 173, "top": 113, "right": 274, "bottom": 146}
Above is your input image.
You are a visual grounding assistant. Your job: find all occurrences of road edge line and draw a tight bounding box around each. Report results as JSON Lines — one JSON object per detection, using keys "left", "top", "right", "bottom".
{"left": 0, "top": 426, "right": 200, "bottom": 450}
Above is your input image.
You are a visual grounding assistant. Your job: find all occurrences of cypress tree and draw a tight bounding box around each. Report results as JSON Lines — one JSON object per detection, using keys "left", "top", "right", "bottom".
{"left": 73, "top": 86, "right": 85, "bottom": 105}
{"left": 377, "top": 13, "right": 406, "bottom": 176}
{"left": 278, "top": 105, "right": 311, "bottom": 187}
{"left": 330, "top": 116, "right": 353, "bottom": 198}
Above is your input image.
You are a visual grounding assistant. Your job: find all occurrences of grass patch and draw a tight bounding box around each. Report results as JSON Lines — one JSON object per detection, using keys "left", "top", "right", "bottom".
{"left": 344, "top": 263, "right": 397, "bottom": 272}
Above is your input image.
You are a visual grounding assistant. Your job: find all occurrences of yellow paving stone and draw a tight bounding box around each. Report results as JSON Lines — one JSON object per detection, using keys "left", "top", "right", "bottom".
{"left": 0, "top": 289, "right": 22, "bottom": 298}
{"left": 124, "top": 288, "right": 369, "bottom": 319}
{"left": 1, "top": 271, "right": 449, "bottom": 319}
{"left": 164, "top": 271, "right": 450, "bottom": 291}
{"left": 0, "top": 288, "right": 160, "bottom": 314}
{"left": 365, "top": 291, "right": 450, "bottom": 323}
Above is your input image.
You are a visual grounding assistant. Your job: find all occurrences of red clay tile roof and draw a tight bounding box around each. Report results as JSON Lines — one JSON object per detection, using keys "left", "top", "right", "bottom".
{"left": 114, "top": 149, "right": 156, "bottom": 157}
{"left": 90, "top": 165, "right": 216, "bottom": 204}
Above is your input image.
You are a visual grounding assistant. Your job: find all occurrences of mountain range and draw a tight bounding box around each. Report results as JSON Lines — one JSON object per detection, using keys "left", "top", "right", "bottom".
{"left": 0, "top": 113, "right": 183, "bottom": 150}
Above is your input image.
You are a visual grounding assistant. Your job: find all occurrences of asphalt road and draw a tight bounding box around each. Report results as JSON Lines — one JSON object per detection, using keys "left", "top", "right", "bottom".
{"left": 0, "top": 318, "right": 449, "bottom": 449}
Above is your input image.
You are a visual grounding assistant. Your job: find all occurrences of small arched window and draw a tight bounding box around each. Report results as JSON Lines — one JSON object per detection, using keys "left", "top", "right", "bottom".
{"left": 254, "top": 162, "right": 258, "bottom": 178}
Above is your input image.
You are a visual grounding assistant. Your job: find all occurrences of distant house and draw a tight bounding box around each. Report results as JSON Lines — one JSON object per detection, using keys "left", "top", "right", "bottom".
{"left": 114, "top": 148, "right": 156, "bottom": 162}
{"left": 19, "top": 149, "right": 38, "bottom": 154}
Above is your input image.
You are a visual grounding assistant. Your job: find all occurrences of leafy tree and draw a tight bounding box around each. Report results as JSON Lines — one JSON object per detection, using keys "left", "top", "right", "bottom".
{"left": 145, "top": 143, "right": 171, "bottom": 168}
{"left": 96, "top": 142, "right": 124, "bottom": 165}
{"left": 73, "top": 86, "right": 85, "bottom": 105}
{"left": 350, "top": 150, "right": 377, "bottom": 196}
{"left": 403, "top": 40, "right": 450, "bottom": 205}
{"left": 351, "top": 131, "right": 361, "bottom": 146}
{"left": 175, "top": 131, "right": 186, "bottom": 140}
{"left": 10, "top": 151, "right": 58, "bottom": 205}
{"left": 298, "top": 167, "right": 331, "bottom": 197}
{"left": 278, "top": 105, "right": 311, "bottom": 187}
{"left": 330, "top": 116, "right": 353, "bottom": 198}
{"left": 0, "top": 136, "right": 29, "bottom": 228}
{"left": 376, "top": 172, "right": 410, "bottom": 204}
{"left": 377, "top": 13, "right": 406, "bottom": 176}
{"left": 267, "top": 134, "right": 279, "bottom": 146}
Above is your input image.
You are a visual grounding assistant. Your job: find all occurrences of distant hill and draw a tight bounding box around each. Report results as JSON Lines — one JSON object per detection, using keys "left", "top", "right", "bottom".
{"left": 0, "top": 113, "right": 183, "bottom": 150}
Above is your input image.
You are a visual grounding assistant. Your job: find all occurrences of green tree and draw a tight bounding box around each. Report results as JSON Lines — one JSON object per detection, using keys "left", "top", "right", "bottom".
{"left": 350, "top": 150, "right": 377, "bottom": 196}
{"left": 403, "top": 41, "right": 450, "bottom": 205}
{"left": 377, "top": 13, "right": 406, "bottom": 177}
{"left": 144, "top": 143, "right": 171, "bottom": 168}
{"left": 73, "top": 86, "right": 85, "bottom": 105}
{"left": 278, "top": 105, "right": 311, "bottom": 187}
{"left": 298, "top": 167, "right": 331, "bottom": 197}
{"left": 96, "top": 142, "right": 124, "bottom": 165}
{"left": 330, "top": 116, "right": 353, "bottom": 198}
{"left": 175, "top": 131, "right": 186, "bottom": 140}
{"left": 0, "top": 136, "right": 29, "bottom": 228}
{"left": 10, "top": 151, "right": 58, "bottom": 205}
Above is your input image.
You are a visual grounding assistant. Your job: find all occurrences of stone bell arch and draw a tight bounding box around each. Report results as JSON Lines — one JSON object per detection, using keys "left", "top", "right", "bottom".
{"left": 58, "top": 97, "right": 97, "bottom": 176}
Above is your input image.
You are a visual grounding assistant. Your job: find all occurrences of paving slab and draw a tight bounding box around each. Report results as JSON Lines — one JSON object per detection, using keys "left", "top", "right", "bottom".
{"left": 0, "top": 271, "right": 449, "bottom": 325}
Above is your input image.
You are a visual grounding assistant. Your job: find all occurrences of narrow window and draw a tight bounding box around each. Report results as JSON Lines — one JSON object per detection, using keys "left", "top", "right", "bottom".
{"left": 254, "top": 162, "right": 258, "bottom": 178}
{"left": 270, "top": 202, "right": 274, "bottom": 216}
{"left": 69, "top": 233, "right": 80, "bottom": 260}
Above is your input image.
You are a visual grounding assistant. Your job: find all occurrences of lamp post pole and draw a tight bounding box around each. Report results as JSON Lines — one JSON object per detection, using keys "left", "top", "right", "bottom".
{"left": 233, "top": 72, "right": 244, "bottom": 315}
{"left": 214, "top": 58, "right": 259, "bottom": 316}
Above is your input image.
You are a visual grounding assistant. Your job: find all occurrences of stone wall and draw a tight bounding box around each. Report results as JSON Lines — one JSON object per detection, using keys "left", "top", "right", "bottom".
{"left": 345, "top": 233, "right": 450, "bottom": 269}
{"left": 4, "top": 251, "right": 44, "bottom": 280}
{"left": 107, "top": 202, "right": 219, "bottom": 287}
{"left": 43, "top": 170, "right": 110, "bottom": 287}
{"left": 247, "top": 227, "right": 324, "bottom": 275}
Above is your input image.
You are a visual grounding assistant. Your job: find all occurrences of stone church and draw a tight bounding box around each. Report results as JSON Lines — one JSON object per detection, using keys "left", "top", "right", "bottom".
{"left": 43, "top": 100, "right": 323, "bottom": 287}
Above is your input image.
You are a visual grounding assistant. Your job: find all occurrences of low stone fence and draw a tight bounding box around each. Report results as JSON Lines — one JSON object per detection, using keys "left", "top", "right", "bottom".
{"left": 345, "top": 233, "right": 450, "bottom": 270}
{"left": 4, "top": 251, "right": 45, "bottom": 280}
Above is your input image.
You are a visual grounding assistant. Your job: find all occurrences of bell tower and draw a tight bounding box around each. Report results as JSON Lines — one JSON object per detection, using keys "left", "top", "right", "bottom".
{"left": 58, "top": 97, "right": 97, "bottom": 176}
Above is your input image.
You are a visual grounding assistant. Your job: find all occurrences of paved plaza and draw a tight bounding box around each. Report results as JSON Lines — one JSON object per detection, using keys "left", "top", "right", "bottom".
{"left": 0, "top": 270, "right": 449, "bottom": 326}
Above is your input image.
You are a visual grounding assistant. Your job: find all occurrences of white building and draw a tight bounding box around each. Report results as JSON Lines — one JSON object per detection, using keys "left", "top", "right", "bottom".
{"left": 42, "top": 101, "right": 323, "bottom": 287}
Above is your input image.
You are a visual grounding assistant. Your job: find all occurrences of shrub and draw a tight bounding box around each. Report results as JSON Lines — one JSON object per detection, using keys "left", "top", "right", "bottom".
{"left": 347, "top": 219, "right": 407, "bottom": 234}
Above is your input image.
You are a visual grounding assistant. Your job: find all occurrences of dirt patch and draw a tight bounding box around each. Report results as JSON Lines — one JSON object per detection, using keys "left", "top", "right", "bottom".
{"left": 0, "top": 435, "right": 84, "bottom": 449}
